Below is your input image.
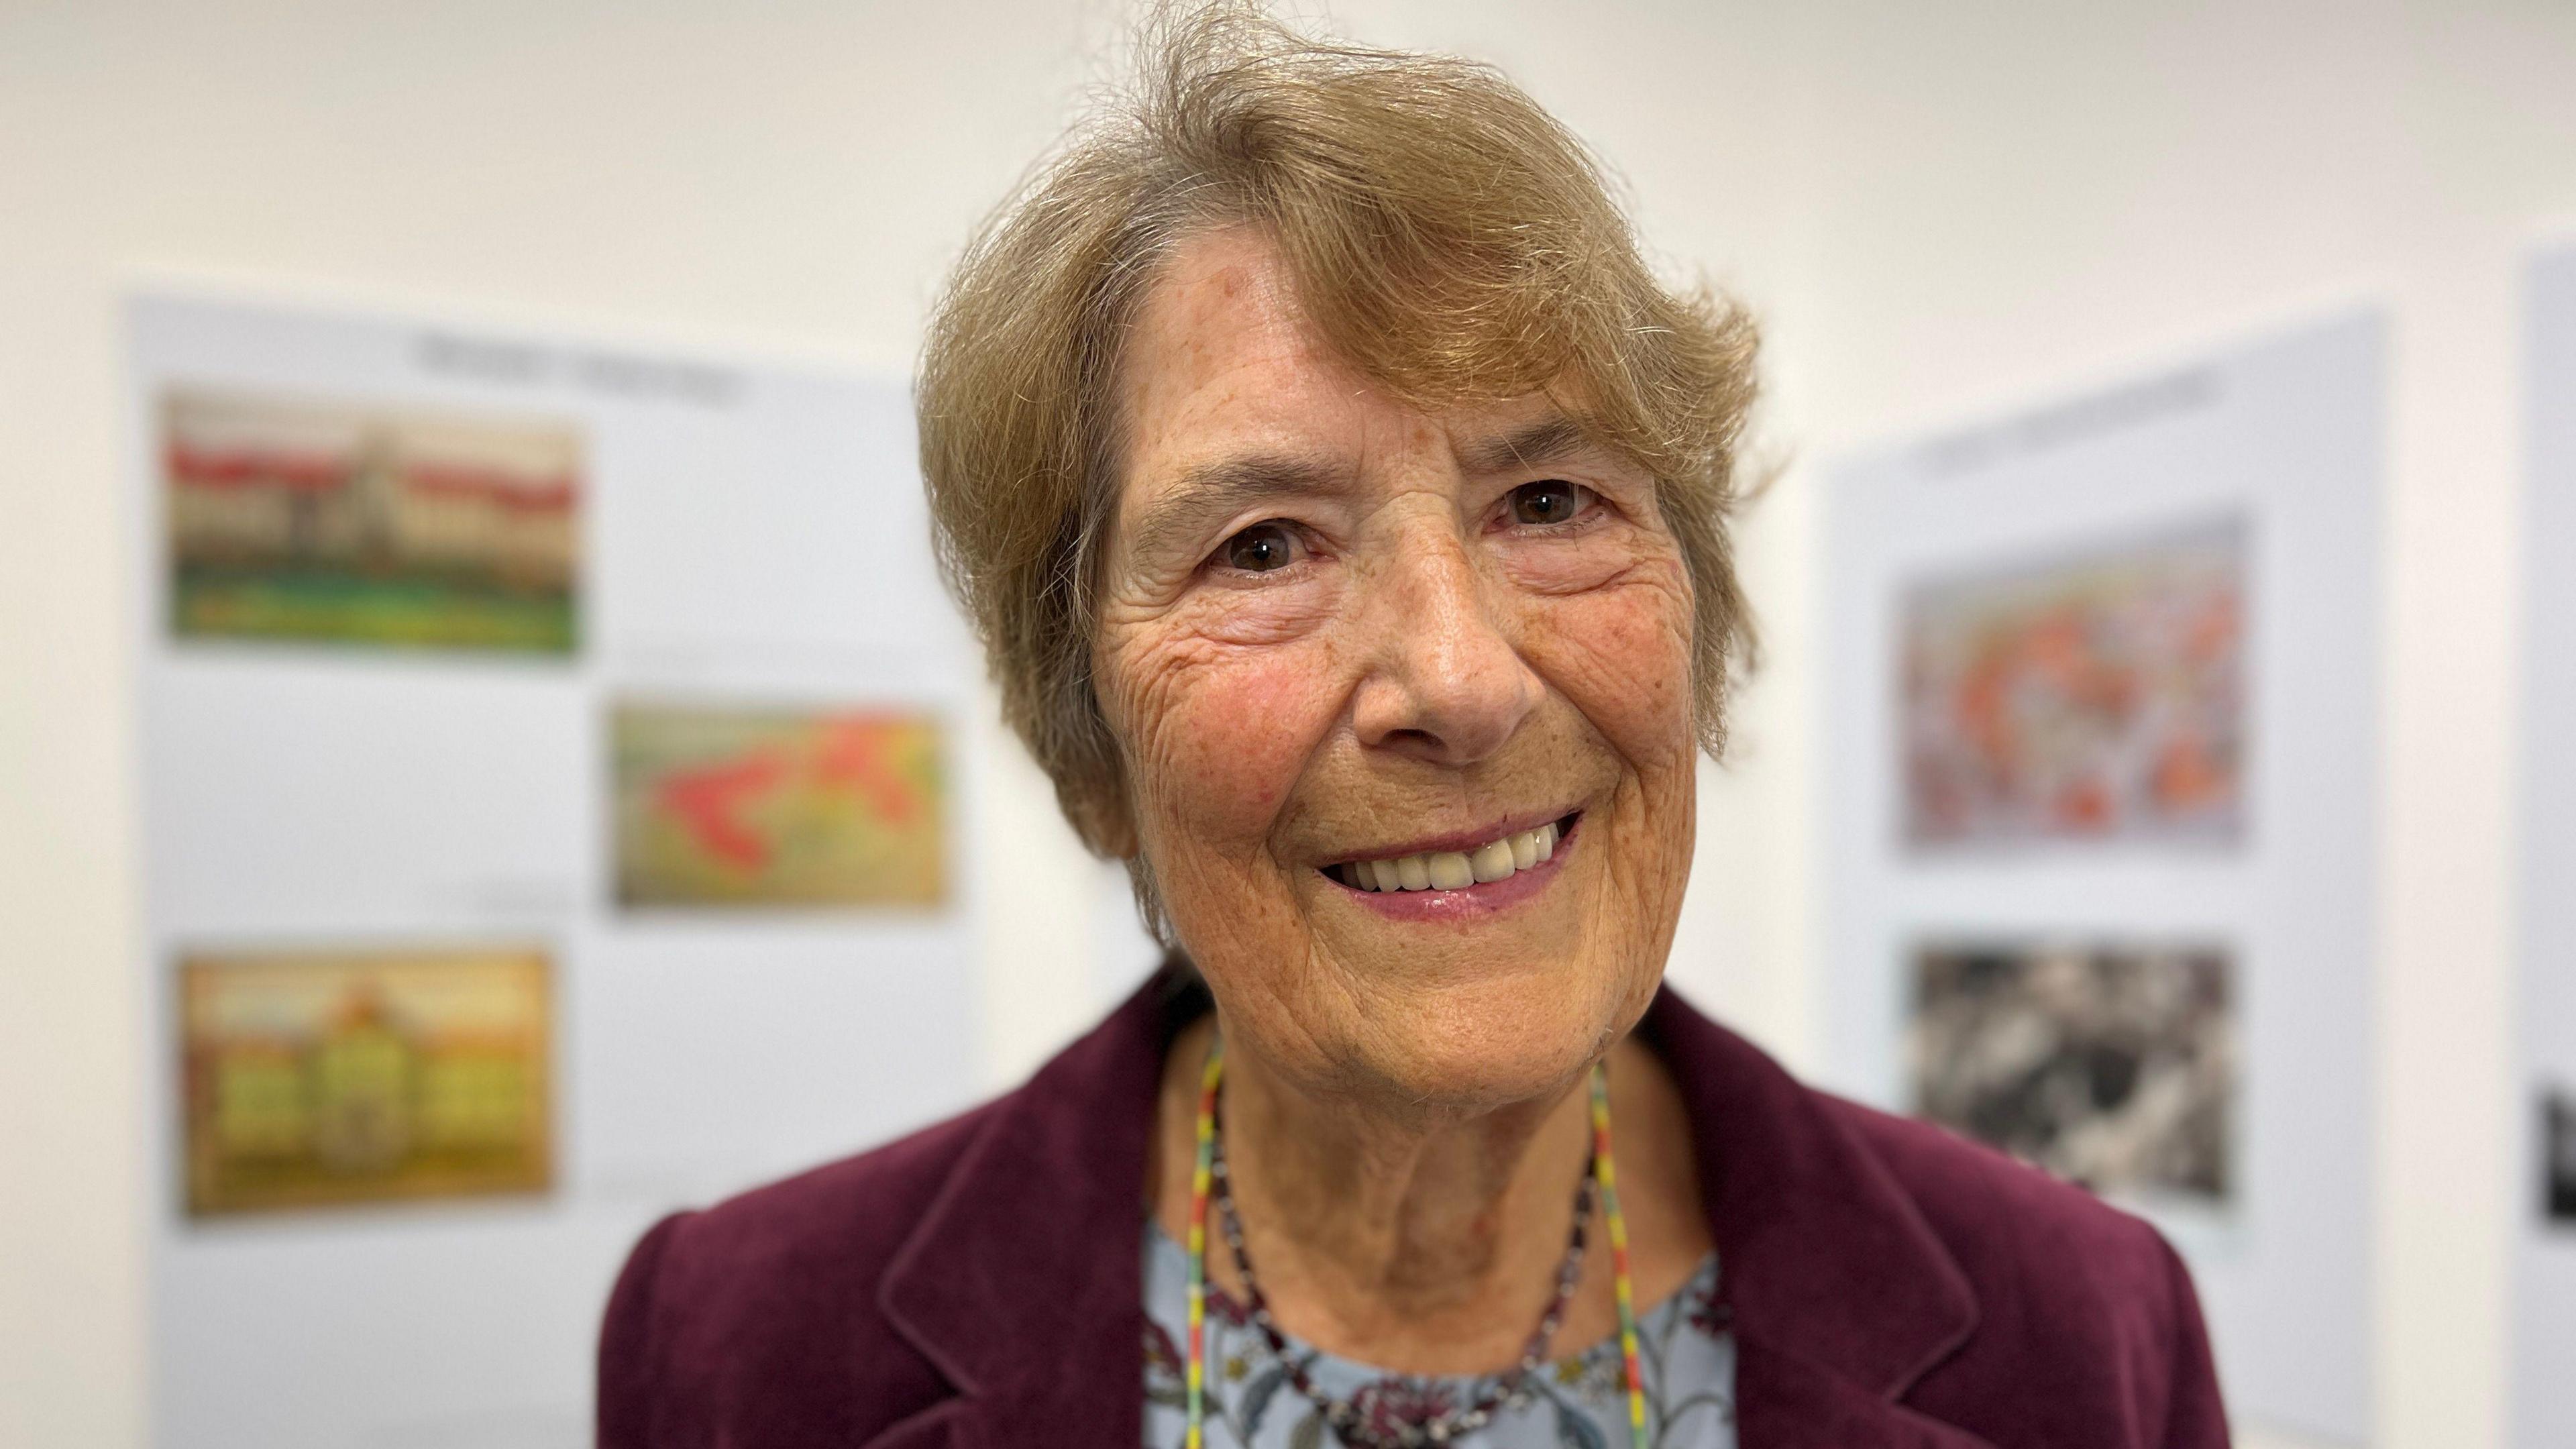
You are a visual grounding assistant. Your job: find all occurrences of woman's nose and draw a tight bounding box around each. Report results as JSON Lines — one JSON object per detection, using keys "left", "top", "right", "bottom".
{"left": 1348, "top": 530, "right": 1544, "bottom": 765}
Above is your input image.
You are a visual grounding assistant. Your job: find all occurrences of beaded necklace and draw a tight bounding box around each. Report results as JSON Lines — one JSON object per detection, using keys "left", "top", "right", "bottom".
{"left": 1185, "top": 1037, "right": 1648, "bottom": 1449}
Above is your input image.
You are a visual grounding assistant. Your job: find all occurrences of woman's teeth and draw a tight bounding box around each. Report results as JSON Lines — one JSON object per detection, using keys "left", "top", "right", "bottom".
{"left": 1343, "top": 822, "right": 1559, "bottom": 893}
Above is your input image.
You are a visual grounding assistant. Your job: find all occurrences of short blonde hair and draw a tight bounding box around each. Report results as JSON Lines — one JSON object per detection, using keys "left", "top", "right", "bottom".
{"left": 919, "top": 2, "right": 1758, "bottom": 857}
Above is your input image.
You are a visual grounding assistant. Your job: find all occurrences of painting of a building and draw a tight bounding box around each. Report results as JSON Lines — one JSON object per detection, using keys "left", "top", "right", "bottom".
{"left": 180, "top": 946, "right": 552, "bottom": 1216}
{"left": 164, "top": 388, "right": 580, "bottom": 653}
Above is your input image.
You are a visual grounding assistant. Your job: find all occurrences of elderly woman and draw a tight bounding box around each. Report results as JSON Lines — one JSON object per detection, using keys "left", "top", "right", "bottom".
{"left": 599, "top": 10, "right": 2225, "bottom": 1449}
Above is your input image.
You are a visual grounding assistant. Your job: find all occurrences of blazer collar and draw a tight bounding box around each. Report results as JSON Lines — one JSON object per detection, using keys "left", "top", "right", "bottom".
{"left": 874, "top": 973, "right": 1980, "bottom": 1446}
{"left": 873, "top": 969, "right": 1191, "bottom": 1446}
{"left": 1635, "top": 990, "right": 1983, "bottom": 1444}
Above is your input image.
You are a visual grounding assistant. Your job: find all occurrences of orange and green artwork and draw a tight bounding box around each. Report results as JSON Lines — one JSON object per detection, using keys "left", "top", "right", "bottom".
{"left": 1900, "top": 517, "right": 2247, "bottom": 851}
{"left": 179, "top": 946, "right": 552, "bottom": 1218}
{"left": 612, "top": 703, "right": 949, "bottom": 910}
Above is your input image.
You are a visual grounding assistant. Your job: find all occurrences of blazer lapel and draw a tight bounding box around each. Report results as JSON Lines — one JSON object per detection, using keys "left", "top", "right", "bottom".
{"left": 1640, "top": 989, "right": 1987, "bottom": 1440}
{"left": 850, "top": 1399, "right": 975, "bottom": 1449}
{"left": 871, "top": 971, "right": 1199, "bottom": 1448}
{"left": 1732, "top": 1341, "right": 2000, "bottom": 1449}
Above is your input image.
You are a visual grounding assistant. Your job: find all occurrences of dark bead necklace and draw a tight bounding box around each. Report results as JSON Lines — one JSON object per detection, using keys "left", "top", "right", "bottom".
{"left": 1206, "top": 1087, "right": 1600, "bottom": 1449}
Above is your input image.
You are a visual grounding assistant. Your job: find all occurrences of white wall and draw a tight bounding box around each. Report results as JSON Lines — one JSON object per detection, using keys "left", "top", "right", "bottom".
{"left": 5, "top": 3, "right": 2571, "bottom": 1446}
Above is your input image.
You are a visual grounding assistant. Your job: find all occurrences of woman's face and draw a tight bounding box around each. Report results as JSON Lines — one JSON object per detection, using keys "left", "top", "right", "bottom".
{"left": 1093, "top": 228, "right": 1701, "bottom": 1112}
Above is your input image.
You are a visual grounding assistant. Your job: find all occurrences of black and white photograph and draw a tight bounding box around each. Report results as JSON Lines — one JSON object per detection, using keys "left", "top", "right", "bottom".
{"left": 2544, "top": 1087, "right": 2576, "bottom": 1225}
{"left": 1910, "top": 941, "right": 2235, "bottom": 1203}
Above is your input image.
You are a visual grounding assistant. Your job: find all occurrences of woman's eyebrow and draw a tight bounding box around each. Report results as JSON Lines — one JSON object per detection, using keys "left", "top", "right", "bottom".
{"left": 1459, "top": 415, "right": 1599, "bottom": 476}
{"left": 1123, "top": 453, "right": 1345, "bottom": 563}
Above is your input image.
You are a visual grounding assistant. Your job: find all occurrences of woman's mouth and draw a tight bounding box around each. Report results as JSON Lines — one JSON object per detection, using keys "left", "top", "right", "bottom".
{"left": 1323, "top": 811, "right": 1580, "bottom": 895}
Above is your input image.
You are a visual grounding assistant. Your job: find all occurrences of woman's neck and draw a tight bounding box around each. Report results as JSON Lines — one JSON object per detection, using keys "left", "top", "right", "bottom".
{"left": 1148, "top": 1012, "right": 1710, "bottom": 1376}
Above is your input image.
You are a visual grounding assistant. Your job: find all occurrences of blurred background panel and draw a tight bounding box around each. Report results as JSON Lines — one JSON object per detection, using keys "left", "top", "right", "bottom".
{"left": 1822, "top": 315, "right": 2389, "bottom": 1442}
{"left": 3, "top": 3, "right": 2572, "bottom": 1448}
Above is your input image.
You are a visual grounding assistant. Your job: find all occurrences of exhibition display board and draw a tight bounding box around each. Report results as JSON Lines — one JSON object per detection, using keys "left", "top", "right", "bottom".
{"left": 129, "top": 293, "right": 983, "bottom": 1448}
{"left": 1821, "top": 315, "right": 2384, "bottom": 1444}
{"left": 2515, "top": 243, "right": 2576, "bottom": 1449}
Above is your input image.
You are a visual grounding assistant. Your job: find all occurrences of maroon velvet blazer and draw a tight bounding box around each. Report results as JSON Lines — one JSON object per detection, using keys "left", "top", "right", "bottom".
{"left": 599, "top": 973, "right": 2228, "bottom": 1448}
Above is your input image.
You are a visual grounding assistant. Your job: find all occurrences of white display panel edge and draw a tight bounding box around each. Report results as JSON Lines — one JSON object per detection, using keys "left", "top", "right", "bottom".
{"left": 2512, "top": 242, "right": 2576, "bottom": 1449}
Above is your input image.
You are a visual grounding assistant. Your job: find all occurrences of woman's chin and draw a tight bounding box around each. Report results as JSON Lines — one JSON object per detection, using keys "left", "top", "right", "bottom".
{"left": 1190, "top": 914, "right": 1664, "bottom": 1112}
{"left": 1324, "top": 968, "right": 1650, "bottom": 1113}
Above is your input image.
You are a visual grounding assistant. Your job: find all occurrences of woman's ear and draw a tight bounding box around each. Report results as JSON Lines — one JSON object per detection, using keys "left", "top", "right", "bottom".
{"left": 1091, "top": 812, "right": 1140, "bottom": 861}
{"left": 1069, "top": 777, "right": 1139, "bottom": 860}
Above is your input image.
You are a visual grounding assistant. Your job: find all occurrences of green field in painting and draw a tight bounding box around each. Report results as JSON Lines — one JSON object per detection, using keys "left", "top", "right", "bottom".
{"left": 172, "top": 564, "right": 576, "bottom": 655}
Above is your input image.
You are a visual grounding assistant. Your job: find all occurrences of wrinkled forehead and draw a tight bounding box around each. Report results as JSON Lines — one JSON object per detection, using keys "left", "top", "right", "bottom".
{"left": 1114, "top": 228, "right": 1611, "bottom": 515}
{"left": 1116, "top": 227, "right": 1388, "bottom": 462}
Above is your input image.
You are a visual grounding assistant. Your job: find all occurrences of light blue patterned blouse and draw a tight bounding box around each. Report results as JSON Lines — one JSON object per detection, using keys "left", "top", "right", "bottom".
{"left": 1142, "top": 1224, "right": 1737, "bottom": 1448}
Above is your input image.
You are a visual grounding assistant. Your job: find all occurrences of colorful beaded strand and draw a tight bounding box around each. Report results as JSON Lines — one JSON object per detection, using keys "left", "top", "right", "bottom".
{"left": 1590, "top": 1065, "right": 1650, "bottom": 1449}
{"left": 1185, "top": 1036, "right": 1224, "bottom": 1449}
{"left": 1185, "top": 1042, "right": 1648, "bottom": 1448}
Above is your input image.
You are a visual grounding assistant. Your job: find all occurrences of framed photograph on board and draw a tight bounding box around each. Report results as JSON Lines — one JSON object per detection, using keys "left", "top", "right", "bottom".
{"left": 162, "top": 386, "right": 581, "bottom": 655}
{"left": 2543, "top": 1088, "right": 2576, "bottom": 1226}
{"left": 178, "top": 944, "right": 552, "bottom": 1217}
{"left": 1900, "top": 519, "right": 2247, "bottom": 854}
{"left": 1910, "top": 939, "right": 2235, "bottom": 1205}
{"left": 610, "top": 701, "right": 949, "bottom": 910}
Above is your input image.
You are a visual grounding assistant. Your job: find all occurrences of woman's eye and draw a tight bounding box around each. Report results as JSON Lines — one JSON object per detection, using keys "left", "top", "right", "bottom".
{"left": 1508, "top": 480, "right": 1594, "bottom": 527}
{"left": 1222, "top": 521, "right": 1298, "bottom": 572}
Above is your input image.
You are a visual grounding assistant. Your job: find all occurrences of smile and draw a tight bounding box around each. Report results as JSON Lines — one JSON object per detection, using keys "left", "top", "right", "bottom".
{"left": 1326, "top": 812, "right": 1578, "bottom": 894}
